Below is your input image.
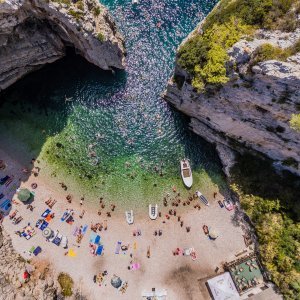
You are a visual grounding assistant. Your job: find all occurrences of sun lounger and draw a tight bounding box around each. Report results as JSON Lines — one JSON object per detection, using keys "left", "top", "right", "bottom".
{"left": 96, "top": 245, "right": 103, "bottom": 256}
{"left": 115, "top": 241, "right": 122, "bottom": 254}
{"left": 41, "top": 209, "right": 51, "bottom": 218}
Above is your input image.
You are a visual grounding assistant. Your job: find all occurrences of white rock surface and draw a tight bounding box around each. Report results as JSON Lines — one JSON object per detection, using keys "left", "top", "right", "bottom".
{"left": 0, "top": 0, "right": 126, "bottom": 91}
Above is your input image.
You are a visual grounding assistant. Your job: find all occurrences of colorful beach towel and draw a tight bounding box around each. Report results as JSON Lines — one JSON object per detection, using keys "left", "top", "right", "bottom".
{"left": 41, "top": 209, "right": 51, "bottom": 218}
{"left": 96, "top": 245, "right": 103, "bottom": 256}
{"left": 68, "top": 249, "right": 76, "bottom": 257}
{"left": 115, "top": 241, "right": 122, "bottom": 254}
{"left": 131, "top": 263, "right": 140, "bottom": 270}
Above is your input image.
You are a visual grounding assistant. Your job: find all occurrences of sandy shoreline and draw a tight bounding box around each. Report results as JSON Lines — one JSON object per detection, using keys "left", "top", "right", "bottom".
{"left": 0, "top": 148, "right": 248, "bottom": 299}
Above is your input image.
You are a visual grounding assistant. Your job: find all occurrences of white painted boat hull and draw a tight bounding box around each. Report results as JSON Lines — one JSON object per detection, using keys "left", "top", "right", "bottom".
{"left": 149, "top": 204, "right": 158, "bottom": 220}
{"left": 180, "top": 159, "right": 193, "bottom": 188}
{"left": 125, "top": 210, "right": 134, "bottom": 224}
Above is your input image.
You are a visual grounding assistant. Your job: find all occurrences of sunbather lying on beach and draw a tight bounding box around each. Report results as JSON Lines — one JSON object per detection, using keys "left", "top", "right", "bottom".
{"left": 9, "top": 209, "right": 18, "bottom": 219}
{"left": 48, "top": 199, "right": 56, "bottom": 208}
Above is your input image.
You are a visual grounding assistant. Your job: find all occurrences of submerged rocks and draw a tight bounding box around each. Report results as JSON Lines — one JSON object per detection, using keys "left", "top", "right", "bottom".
{"left": 0, "top": 0, "right": 126, "bottom": 91}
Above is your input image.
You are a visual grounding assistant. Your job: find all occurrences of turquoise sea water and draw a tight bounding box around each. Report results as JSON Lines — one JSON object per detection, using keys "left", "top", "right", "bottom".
{"left": 0, "top": 0, "right": 224, "bottom": 208}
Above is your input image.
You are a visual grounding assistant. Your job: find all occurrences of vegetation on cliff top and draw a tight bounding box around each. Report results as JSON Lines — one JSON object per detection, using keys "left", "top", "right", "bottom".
{"left": 231, "top": 155, "right": 300, "bottom": 299}
{"left": 178, "top": 0, "right": 300, "bottom": 90}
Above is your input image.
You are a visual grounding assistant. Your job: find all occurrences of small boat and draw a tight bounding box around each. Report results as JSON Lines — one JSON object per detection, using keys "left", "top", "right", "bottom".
{"left": 132, "top": 0, "right": 139, "bottom": 4}
{"left": 180, "top": 159, "right": 193, "bottom": 188}
{"left": 125, "top": 210, "right": 134, "bottom": 224}
{"left": 224, "top": 199, "right": 234, "bottom": 211}
{"left": 196, "top": 191, "right": 209, "bottom": 206}
{"left": 149, "top": 204, "right": 158, "bottom": 220}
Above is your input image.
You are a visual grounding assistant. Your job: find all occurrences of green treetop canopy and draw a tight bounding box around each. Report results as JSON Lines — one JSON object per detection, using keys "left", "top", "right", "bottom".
{"left": 17, "top": 188, "right": 32, "bottom": 202}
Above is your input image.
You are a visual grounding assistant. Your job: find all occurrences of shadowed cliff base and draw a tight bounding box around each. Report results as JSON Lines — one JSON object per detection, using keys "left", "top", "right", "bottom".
{"left": 229, "top": 153, "right": 300, "bottom": 298}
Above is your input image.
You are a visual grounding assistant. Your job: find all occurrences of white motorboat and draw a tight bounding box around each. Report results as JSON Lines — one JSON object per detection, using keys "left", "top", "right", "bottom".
{"left": 196, "top": 191, "right": 209, "bottom": 206}
{"left": 149, "top": 204, "right": 158, "bottom": 220}
{"left": 132, "top": 0, "right": 139, "bottom": 4}
{"left": 125, "top": 210, "right": 134, "bottom": 224}
{"left": 180, "top": 159, "right": 193, "bottom": 188}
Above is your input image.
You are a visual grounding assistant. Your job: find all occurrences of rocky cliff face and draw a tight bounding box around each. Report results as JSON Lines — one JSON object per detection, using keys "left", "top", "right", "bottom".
{"left": 0, "top": 226, "right": 58, "bottom": 299}
{"left": 164, "top": 26, "right": 300, "bottom": 177}
{"left": 0, "top": 0, "right": 125, "bottom": 91}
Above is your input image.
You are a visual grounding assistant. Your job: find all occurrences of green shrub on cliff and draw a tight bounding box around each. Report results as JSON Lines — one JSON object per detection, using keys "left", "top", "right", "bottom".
{"left": 251, "top": 39, "right": 300, "bottom": 65}
{"left": 93, "top": 6, "right": 101, "bottom": 17}
{"left": 203, "top": 0, "right": 299, "bottom": 32}
{"left": 178, "top": 17, "right": 252, "bottom": 90}
{"left": 290, "top": 114, "right": 300, "bottom": 131}
{"left": 68, "top": 9, "right": 84, "bottom": 21}
{"left": 178, "top": 0, "right": 299, "bottom": 90}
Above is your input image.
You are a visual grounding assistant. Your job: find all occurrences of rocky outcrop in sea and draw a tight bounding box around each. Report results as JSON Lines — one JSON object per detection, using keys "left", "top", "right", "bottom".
{"left": 0, "top": 0, "right": 126, "bottom": 91}
{"left": 164, "top": 25, "right": 300, "bottom": 177}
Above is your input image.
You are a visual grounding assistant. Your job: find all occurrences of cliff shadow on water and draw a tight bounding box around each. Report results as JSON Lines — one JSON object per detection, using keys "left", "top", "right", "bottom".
{"left": 0, "top": 49, "right": 127, "bottom": 205}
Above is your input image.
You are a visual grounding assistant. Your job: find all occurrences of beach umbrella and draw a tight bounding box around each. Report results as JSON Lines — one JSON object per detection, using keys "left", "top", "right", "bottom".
{"left": 42, "top": 227, "right": 52, "bottom": 238}
{"left": 209, "top": 230, "right": 218, "bottom": 240}
{"left": 111, "top": 275, "right": 122, "bottom": 289}
{"left": 17, "top": 189, "right": 31, "bottom": 202}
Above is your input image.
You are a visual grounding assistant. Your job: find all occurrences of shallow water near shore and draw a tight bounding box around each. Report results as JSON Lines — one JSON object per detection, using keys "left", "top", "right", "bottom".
{"left": 0, "top": 0, "right": 223, "bottom": 208}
